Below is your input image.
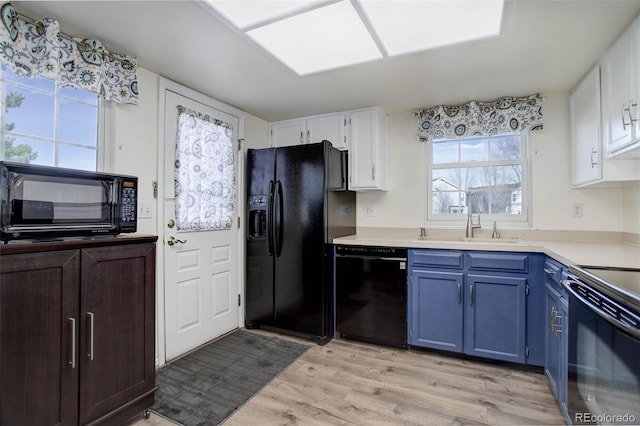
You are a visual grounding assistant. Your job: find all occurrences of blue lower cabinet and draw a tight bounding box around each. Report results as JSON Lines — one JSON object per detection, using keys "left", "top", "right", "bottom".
{"left": 545, "top": 283, "right": 563, "bottom": 400}
{"left": 409, "top": 270, "right": 464, "bottom": 351}
{"left": 544, "top": 258, "right": 569, "bottom": 420}
{"left": 465, "top": 274, "right": 527, "bottom": 363}
{"left": 409, "top": 249, "right": 532, "bottom": 365}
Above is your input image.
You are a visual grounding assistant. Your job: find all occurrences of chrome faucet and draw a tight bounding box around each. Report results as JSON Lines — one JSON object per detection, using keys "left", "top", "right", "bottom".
{"left": 492, "top": 221, "right": 501, "bottom": 239}
{"left": 420, "top": 227, "right": 427, "bottom": 238}
{"left": 465, "top": 193, "right": 483, "bottom": 238}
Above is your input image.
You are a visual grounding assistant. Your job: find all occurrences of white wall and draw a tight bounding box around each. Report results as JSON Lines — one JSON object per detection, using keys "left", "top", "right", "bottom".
{"left": 356, "top": 94, "right": 627, "bottom": 232}
{"left": 623, "top": 183, "right": 640, "bottom": 234}
{"left": 111, "top": 68, "right": 159, "bottom": 235}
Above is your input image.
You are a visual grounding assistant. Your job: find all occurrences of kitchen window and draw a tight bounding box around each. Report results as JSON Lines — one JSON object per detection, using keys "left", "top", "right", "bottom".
{"left": 426, "top": 133, "right": 529, "bottom": 225}
{"left": 0, "top": 65, "right": 104, "bottom": 171}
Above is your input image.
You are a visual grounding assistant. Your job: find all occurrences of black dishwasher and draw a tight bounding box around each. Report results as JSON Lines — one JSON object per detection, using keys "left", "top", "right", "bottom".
{"left": 335, "top": 245, "right": 408, "bottom": 348}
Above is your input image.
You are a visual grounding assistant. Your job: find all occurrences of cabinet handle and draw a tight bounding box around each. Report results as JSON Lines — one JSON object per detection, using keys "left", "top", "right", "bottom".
{"left": 590, "top": 148, "right": 598, "bottom": 168}
{"left": 629, "top": 101, "right": 638, "bottom": 124}
{"left": 87, "top": 312, "right": 95, "bottom": 361}
{"left": 371, "top": 164, "right": 375, "bottom": 180}
{"left": 622, "top": 104, "right": 631, "bottom": 129}
{"left": 307, "top": 130, "right": 310, "bottom": 144}
{"left": 544, "top": 268, "right": 555, "bottom": 276}
{"left": 68, "top": 317, "right": 76, "bottom": 369}
{"left": 457, "top": 282, "right": 461, "bottom": 304}
{"left": 469, "top": 284, "right": 473, "bottom": 306}
{"left": 299, "top": 131, "right": 303, "bottom": 144}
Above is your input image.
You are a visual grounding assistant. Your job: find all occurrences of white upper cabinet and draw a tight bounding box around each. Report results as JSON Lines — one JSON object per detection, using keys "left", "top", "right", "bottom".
{"left": 570, "top": 66, "right": 602, "bottom": 186}
{"left": 570, "top": 66, "right": 639, "bottom": 186}
{"left": 570, "top": 15, "right": 640, "bottom": 188}
{"left": 600, "top": 16, "right": 640, "bottom": 158}
{"left": 269, "top": 107, "right": 388, "bottom": 191}
{"left": 270, "top": 112, "right": 349, "bottom": 149}
{"left": 270, "top": 119, "right": 306, "bottom": 147}
{"left": 349, "top": 108, "right": 388, "bottom": 191}
{"left": 306, "top": 113, "right": 349, "bottom": 150}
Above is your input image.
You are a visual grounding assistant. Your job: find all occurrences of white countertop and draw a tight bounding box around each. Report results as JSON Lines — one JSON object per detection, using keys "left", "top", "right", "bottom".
{"left": 333, "top": 234, "right": 640, "bottom": 269}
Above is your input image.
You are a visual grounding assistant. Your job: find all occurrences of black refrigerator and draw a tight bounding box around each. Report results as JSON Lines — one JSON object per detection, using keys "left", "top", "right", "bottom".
{"left": 245, "top": 141, "right": 356, "bottom": 344}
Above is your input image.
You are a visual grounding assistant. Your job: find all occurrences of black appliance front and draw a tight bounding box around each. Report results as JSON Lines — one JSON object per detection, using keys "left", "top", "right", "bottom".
{"left": 565, "top": 268, "right": 640, "bottom": 425}
{"left": 0, "top": 161, "right": 137, "bottom": 241}
{"left": 245, "top": 142, "right": 355, "bottom": 345}
{"left": 336, "top": 245, "right": 408, "bottom": 349}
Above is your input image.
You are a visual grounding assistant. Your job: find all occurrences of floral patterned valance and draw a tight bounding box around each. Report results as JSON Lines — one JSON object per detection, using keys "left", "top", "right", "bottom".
{"left": 174, "top": 105, "right": 236, "bottom": 232}
{"left": 416, "top": 94, "right": 543, "bottom": 142}
{"left": 0, "top": 2, "right": 138, "bottom": 104}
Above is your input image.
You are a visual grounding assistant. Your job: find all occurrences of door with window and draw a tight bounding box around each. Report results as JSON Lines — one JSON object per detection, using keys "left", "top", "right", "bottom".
{"left": 163, "top": 89, "right": 240, "bottom": 361}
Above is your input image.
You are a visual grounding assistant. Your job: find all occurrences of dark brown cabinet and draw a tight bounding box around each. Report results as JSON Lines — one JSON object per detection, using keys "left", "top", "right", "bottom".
{"left": 0, "top": 236, "right": 157, "bottom": 425}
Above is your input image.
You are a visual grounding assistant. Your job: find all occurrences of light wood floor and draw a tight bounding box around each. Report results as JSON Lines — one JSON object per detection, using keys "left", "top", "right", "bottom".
{"left": 129, "top": 329, "right": 566, "bottom": 426}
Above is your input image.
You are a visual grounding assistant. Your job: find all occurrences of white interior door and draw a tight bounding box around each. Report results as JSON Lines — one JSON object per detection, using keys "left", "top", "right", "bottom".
{"left": 163, "top": 89, "right": 240, "bottom": 361}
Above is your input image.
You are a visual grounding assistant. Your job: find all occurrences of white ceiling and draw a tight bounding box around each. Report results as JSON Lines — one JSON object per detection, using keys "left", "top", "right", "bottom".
{"left": 14, "top": 0, "right": 640, "bottom": 122}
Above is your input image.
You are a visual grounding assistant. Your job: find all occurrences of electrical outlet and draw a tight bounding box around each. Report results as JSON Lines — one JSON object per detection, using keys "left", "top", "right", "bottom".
{"left": 138, "top": 201, "right": 153, "bottom": 219}
{"left": 363, "top": 205, "right": 376, "bottom": 217}
{"left": 571, "top": 202, "right": 583, "bottom": 218}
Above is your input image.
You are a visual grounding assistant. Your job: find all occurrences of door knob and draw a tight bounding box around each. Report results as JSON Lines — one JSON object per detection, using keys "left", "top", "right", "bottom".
{"left": 167, "top": 219, "right": 175, "bottom": 228}
{"left": 167, "top": 236, "right": 187, "bottom": 246}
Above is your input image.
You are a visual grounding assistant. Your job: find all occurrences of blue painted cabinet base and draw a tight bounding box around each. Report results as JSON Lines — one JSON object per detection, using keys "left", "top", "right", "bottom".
{"left": 409, "top": 249, "right": 541, "bottom": 366}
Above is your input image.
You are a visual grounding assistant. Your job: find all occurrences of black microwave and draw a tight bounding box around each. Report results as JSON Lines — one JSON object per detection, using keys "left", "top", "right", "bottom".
{"left": 0, "top": 161, "right": 138, "bottom": 242}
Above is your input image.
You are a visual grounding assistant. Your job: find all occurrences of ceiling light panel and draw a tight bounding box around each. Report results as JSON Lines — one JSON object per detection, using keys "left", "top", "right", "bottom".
{"left": 204, "top": 0, "right": 323, "bottom": 29}
{"left": 358, "top": 0, "right": 505, "bottom": 56}
{"left": 246, "top": 1, "right": 382, "bottom": 75}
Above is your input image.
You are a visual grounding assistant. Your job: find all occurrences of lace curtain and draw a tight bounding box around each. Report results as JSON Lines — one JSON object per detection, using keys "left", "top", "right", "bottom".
{"left": 0, "top": 2, "right": 138, "bottom": 104}
{"left": 174, "top": 105, "right": 236, "bottom": 231}
{"left": 416, "top": 94, "right": 543, "bottom": 142}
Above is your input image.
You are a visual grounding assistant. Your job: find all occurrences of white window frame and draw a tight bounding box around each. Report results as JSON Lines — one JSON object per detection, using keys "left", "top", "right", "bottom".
{"left": 0, "top": 66, "right": 110, "bottom": 172}
{"left": 425, "top": 132, "right": 532, "bottom": 227}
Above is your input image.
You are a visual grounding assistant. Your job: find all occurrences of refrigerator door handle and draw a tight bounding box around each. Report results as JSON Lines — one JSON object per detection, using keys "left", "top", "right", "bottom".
{"left": 275, "top": 180, "right": 284, "bottom": 256}
{"left": 267, "top": 180, "right": 275, "bottom": 255}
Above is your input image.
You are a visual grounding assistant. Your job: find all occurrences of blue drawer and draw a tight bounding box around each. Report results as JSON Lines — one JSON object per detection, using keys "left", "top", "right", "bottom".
{"left": 410, "top": 250, "right": 464, "bottom": 269}
{"left": 467, "top": 252, "right": 529, "bottom": 273}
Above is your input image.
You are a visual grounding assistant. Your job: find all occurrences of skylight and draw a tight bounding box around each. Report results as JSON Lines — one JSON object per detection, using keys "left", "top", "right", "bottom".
{"left": 203, "top": 0, "right": 505, "bottom": 75}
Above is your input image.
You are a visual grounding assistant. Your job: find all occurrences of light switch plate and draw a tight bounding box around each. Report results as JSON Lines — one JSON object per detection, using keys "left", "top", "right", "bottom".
{"left": 138, "top": 201, "right": 153, "bottom": 219}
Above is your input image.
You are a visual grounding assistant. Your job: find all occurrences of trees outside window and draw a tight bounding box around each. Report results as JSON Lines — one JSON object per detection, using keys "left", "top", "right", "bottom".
{"left": 1, "top": 66, "right": 100, "bottom": 171}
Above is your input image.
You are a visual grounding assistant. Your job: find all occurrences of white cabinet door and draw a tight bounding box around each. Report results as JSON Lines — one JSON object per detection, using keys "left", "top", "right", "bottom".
{"left": 601, "top": 17, "right": 639, "bottom": 156}
{"left": 306, "top": 113, "right": 348, "bottom": 150}
{"left": 349, "top": 108, "right": 387, "bottom": 191}
{"left": 270, "top": 119, "right": 306, "bottom": 147}
{"left": 570, "top": 66, "right": 602, "bottom": 186}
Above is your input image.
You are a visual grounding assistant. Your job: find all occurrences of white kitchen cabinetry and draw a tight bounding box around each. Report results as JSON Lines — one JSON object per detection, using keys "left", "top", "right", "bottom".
{"left": 569, "top": 66, "right": 637, "bottom": 186}
{"left": 270, "top": 118, "right": 306, "bottom": 147}
{"left": 307, "top": 113, "right": 349, "bottom": 150}
{"left": 270, "top": 107, "right": 388, "bottom": 191}
{"left": 570, "top": 39, "right": 640, "bottom": 187}
{"left": 600, "top": 16, "right": 640, "bottom": 158}
{"left": 349, "top": 107, "right": 388, "bottom": 191}
{"left": 270, "top": 113, "right": 348, "bottom": 150}
{"left": 571, "top": 66, "right": 602, "bottom": 186}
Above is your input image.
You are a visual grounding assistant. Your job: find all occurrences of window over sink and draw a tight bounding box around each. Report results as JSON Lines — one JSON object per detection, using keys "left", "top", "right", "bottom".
{"left": 426, "top": 133, "right": 530, "bottom": 225}
{"left": 0, "top": 66, "right": 105, "bottom": 171}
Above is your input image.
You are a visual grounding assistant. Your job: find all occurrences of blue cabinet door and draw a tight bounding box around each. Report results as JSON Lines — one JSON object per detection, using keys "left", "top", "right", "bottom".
{"left": 410, "top": 270, "right": 464, "bottom": 352}
{"left": 465, "top": 274, "right": 527, "bottom": 363}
